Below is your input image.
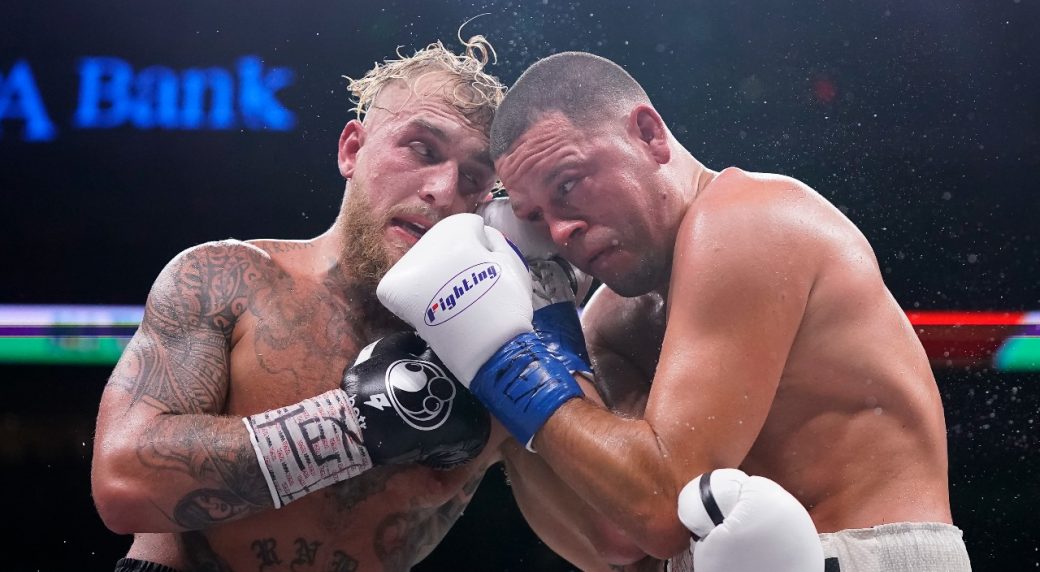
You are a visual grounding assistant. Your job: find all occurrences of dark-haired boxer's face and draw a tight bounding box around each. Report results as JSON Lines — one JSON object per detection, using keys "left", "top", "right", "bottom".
{"left": 337, "top": 73, "right": 496, "bottom": 287}
{"left": 496, "top": 111, "right": 672, "bottom": 296}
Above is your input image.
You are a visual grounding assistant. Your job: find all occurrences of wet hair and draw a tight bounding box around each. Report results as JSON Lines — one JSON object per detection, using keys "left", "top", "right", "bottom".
{"left": 346, "top": 36, "right": 506, "bottom": 134}
{"left": 490, "top": 51, "right": 650, "bottom": 160}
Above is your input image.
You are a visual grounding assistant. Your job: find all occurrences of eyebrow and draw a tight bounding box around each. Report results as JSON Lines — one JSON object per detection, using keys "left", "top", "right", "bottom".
{"left": 544, "top": 161, "right": 577, "bottom": 189}
{"left": 412, "top": 118, "right": 449, "bottom": 142}
{"left": 411, "top": 118, "right": 494, "bottom": 171}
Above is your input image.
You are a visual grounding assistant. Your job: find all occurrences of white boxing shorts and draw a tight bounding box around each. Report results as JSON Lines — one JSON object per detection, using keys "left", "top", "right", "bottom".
{"left": 819, "top": 522, "right": 971, "bottom": 572}
{"left": 667, "top": 522, "right": 971, "bottom": 571}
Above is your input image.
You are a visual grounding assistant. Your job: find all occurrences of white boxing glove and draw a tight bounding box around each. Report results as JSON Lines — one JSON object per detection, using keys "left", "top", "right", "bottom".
{"left": 376, "top": 213, "right": 533, "bottom": 386}
{"left": 378, "top": 212, "right": 585, "bottom": 449}
{"left": 478, "top": 198, "right": 594, "bottom": 376}
{"left": 477, "top": 197, "right": 557, "bottom": 261}
{"left": 677, "top": 469, "right": 824, "bottom": 572}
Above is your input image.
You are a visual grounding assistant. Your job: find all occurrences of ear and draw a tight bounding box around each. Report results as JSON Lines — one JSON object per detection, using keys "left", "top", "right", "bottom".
{"left": 627, "top": 104, "right": 670, "bottom": 165}
{"left": 337, "top": 119, "right": 365, "bottom": 179}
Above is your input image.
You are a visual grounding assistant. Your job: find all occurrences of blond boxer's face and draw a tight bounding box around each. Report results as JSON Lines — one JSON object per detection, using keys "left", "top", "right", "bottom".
{"left": 337, "top": 72, "right": 496, "bottom": 285}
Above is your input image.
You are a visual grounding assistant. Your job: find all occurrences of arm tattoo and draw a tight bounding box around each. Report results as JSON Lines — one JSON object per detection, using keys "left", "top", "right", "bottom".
{"left": 144, "top": 416, "right": 273, "bottom": 528}
{"left": 107, "top": 242, "right": 279, "bottom": 527}
{"left": 174, "top": 489, "right": 256, "bottom": 529}
{"left": 111, "top": 242, "right": 262, "bottom": 411}
{"left": 139, "top": 414, "right": 273, "bottom": 516}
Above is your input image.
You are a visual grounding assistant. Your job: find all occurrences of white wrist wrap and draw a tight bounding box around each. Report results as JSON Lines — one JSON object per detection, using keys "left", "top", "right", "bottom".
{"left": 244, "top": 388, "right": 373, "bottom": 509}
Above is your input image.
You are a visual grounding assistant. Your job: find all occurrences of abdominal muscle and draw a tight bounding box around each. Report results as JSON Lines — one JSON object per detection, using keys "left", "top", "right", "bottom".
{"left": 740, "top": 303, "right": 953, "bottom": 533}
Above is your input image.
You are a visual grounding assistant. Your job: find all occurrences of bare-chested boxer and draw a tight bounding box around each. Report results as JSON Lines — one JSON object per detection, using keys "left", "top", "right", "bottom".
{"left": 377, "top": 52, "right": 973, "bottom": 571}
{"left": 91, "top": 40, "right": 642, "bottom": 572}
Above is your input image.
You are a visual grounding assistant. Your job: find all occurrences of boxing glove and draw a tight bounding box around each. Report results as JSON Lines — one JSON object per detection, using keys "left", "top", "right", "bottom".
{"left": 244, "top": 332, "right": 490, "bottom": 508}
{"left": 377, "top": 214, "right": 582, "bottom": 449}
{"left": 341, "top": 332, "right": 490, "bottom": 468}
{"left": 478, "top": 197, "right": 593, "bottom": 376}
{"left": 677, "top": 469, "right": 824, "bottom": 572}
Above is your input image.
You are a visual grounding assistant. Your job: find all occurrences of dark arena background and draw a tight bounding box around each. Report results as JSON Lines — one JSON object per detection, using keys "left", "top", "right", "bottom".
{"left": 2, "top": 1, "right": 1038, "bottom": 570}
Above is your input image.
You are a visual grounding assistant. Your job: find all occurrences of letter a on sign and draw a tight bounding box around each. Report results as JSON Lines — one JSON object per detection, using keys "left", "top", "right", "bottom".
{"left": 0, "top": 60, "right": 57, "bottom": 142}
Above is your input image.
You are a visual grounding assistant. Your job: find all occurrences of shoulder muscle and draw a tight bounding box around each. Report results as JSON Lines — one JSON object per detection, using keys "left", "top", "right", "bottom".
{"left": 107, "top": 240, "right": 274, "bottom": 413}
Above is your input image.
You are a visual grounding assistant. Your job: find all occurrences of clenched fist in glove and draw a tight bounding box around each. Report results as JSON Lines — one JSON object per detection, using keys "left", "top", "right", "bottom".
{"left": 677, "top": 468, "right": 824, "bottom": 572}
{"left": 244, "top": 332, "right": 490, "bottom": 508}
{"left": 377, "top": 213, "right": 583, "bottom": 450}
{"left": 478, "top": 197, "right": 594, "bottom": 377}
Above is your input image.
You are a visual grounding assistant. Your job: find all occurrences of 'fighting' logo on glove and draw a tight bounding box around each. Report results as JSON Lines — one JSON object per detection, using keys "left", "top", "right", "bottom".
{"left": 425, "top": 262, "right": 500, "bottom": 326}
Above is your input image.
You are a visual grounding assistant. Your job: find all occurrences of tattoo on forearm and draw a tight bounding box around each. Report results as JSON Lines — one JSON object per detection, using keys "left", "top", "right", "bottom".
{"left": 107, "top": 244, "right": 282, "bottom": 527}
{"left": 173, "top": 488, "right": 255, "bottom": 529}
{"left": 373, "top": 511, "right": 415, "bottom": 570}
{"left": 139, "top": 413, "right": 273, "bottom": 528}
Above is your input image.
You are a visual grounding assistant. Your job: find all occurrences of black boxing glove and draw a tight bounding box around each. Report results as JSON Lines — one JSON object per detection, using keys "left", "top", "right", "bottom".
{"left": 244, "top": 332, "right": 490, "bottom": 509}
{"left": 341, "top": 331, "right": 491, "bottom": 468}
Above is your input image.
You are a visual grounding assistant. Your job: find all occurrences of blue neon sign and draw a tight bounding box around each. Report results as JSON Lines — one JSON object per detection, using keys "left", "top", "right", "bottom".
{"left": 0, "top": 55, "right": 295, "bottom": 142}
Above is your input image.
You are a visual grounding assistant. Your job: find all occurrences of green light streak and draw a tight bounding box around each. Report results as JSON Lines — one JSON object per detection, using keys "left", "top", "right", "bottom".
{"left": 994, "top": 336, "right": 1040, "bottom": 372}
{"left": 0, "top": 337, "right": 129, "bottom": 365}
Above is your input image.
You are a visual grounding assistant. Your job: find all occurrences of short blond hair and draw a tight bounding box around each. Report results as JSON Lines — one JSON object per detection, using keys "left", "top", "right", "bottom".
{"left": 347, "top": 36, "right": 506, "bottom": 133}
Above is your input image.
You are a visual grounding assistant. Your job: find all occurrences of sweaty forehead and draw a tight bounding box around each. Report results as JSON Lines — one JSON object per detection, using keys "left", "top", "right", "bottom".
{"left": 496, "top": 111, "right": 583, "bottom": 192}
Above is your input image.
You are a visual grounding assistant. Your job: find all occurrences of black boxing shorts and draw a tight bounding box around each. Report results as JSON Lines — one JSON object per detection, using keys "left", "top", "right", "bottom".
{"left": 114, "top": 557, "right": 181, "bottom": 572}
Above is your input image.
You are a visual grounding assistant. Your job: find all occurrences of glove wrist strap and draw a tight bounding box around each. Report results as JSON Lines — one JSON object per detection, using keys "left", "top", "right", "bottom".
{"left": 471, "top": 332, "right": 583, "bottom": 451}
{"left": 532, "top": 301, "right": 593, "bottom": 376}
{"left": 244, "top": 388, "right": 373, "bottom": 508}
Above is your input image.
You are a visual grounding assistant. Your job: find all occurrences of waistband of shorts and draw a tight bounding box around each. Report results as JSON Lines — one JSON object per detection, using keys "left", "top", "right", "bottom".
{"left": 114, "top": 557, "right": 183, "bottom": 572}
{"left": 818, "top": 521, "right": 963, "bottom": 541}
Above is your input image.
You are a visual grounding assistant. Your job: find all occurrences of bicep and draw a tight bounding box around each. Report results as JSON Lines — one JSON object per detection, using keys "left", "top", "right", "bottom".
{"left": 104, "top": 312, "right": 230, "bottom": 418}
{"left": 644, "top": 216, "right": 813, "bottom": 485}
{"left": 93, "top": 315, "right": 233, "bottom": 490}
{"left": 98, "top": 243, "right": 257, "bottom": 431}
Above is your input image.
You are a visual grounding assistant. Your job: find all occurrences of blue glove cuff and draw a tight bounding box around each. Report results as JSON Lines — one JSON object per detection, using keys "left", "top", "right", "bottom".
{"left": 470, "top": 332, "right": 584, "bottom": 450}
{"left": 533, "top": 302, "right": 592, "bottom": 376}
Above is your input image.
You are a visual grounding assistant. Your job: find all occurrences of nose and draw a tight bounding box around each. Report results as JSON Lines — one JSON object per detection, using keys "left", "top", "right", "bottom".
{"left": 545, "top": 214, "right": 586, "bottom": 248}
{"left": 418, "top": 163, "right": 461, "bottom": 211}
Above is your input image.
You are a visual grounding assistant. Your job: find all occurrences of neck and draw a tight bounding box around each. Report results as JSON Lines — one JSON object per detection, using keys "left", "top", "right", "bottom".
{"left": 313, "top": 219, "right": 408, "bottom": 339}
{"left": 672, "top": 145, "right": 717, "bottom": 213}
{"left": 649, "top": 146, "right": 718, "bottom": 301}
{"left": 310, "top": 222, "right": 350, "bottom": 286}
